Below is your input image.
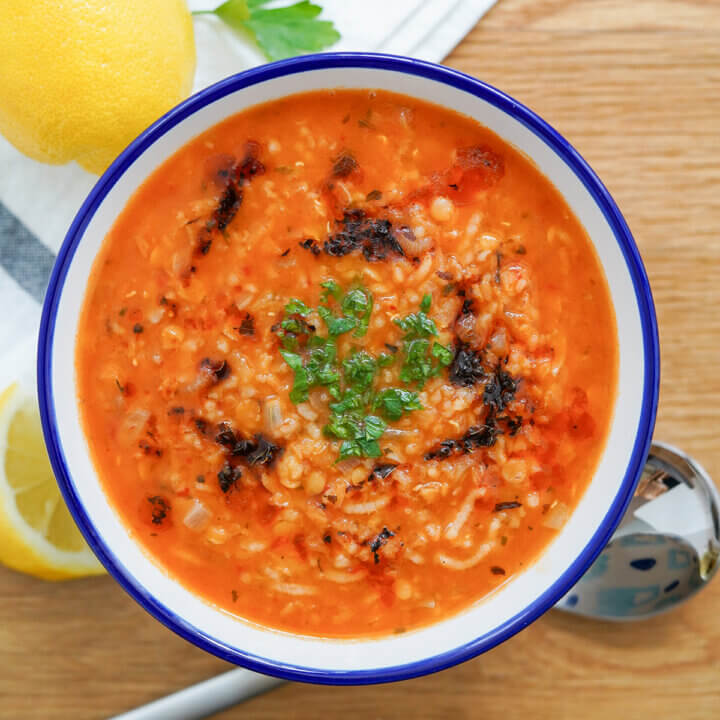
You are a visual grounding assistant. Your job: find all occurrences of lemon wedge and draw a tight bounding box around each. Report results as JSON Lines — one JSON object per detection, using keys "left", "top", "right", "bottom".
{"left": 0, "top": 384, "right": 104, "bottom": 580}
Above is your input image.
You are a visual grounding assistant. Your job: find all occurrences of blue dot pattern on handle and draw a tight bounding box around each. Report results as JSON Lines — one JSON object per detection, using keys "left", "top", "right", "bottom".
{"left": 566, "top": 594, "right": 579, "bottom": 607}
{"left": 583, "top": 553, "right": 609, "bottom": 580}
{"left": 630, "top": 557, "right": 657, "bottom": 571}
{"left": 595, "top": 586, "right": 661, "bottom": 617}
{"left": 668, "top": 548, "right": 692, "bottom": 570}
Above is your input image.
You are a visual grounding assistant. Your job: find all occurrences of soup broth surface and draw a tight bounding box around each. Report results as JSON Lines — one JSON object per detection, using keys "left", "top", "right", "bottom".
{"left": 77, "top": 90, "right": 617, "bottom": 636}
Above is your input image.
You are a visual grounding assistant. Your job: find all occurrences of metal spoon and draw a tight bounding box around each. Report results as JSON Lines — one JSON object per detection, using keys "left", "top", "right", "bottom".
{"left": 112, "top": 442, "right": 719, "bottom": 719}
{"left": 555, "top": 441, "right": 720, "bottom": 620}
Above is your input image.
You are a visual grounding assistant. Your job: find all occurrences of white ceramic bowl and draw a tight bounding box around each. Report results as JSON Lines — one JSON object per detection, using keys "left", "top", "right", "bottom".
{"left": 38, "top": 53, "right": 659, "bottom": 684}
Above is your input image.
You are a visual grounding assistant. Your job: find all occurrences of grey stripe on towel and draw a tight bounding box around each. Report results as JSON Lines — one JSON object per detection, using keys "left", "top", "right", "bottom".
{"left": 0, "top": 204, "right": 56, "bottom": 303}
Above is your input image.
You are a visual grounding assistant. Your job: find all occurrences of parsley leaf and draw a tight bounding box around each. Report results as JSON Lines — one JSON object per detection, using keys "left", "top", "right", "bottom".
{"left": 399, "top": 339, "right": 434, "bottom": 387}
{"left": 329, "top": 390, "right": 365, "bottom": 415}
{"left": 281, "top": 340, "right": 339, "bottom": 402}
{"left": 341, "top": 287, "right": 373, "bottom": 337}
{"left": 339, "top": 438, "right": 381, "bottom": 461}
{"left": 432, "top": 342, "right": 454, "bottom": 367}
{"left": 320, "top": 279, "right": 342, "bottom": 303}
{"left": 202, "top": 0, "right": 340, "bottom": 63}
{"left": 317, "top": 306, "right": 357, "bottom": 337}
{"left": 377, "top": 352, "right": 395, "bottom": 368}
{"left": 363, "top": 415, "right": 387, "bottom": 440}
{"left": 280, "top": 350, "right": 311, "bottom": 403}
{"left": 329, "top": 414, "right": 385, "bottom": 461}
{"left": 306, "top": 340, "right": 340, "bottom": 397}
{"left": 324, "top": 412, "right": 361, "bottom": 441}
{"left": 342, "top": 350, "right": 377, "bottom": 391}
{"left": 394, "top": 309, "right": 438, "bottom": 339}
{"left": 285, "top": 298, "right": 311, "bottom": 316}
{"left": 395, "top": 298, "right": 452, "bottom": 387}
{"left": 374, "top": 388, "right": 423, "bottom": 421}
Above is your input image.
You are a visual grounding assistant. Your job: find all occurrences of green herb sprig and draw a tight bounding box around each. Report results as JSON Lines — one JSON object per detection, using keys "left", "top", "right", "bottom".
{"left": 277, "top": 282, "right": 429, "bottom": 460}
{"left": 395, "top": 294, "right": 453, "bottom": 388}
{"left": 195, "top": 0, "right": 340, "bottom": 62}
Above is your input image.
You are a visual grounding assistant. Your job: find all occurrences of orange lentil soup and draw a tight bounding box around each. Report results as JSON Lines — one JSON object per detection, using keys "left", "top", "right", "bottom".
{"left": 77, "top": 90, "right": 617, "bottom": 637}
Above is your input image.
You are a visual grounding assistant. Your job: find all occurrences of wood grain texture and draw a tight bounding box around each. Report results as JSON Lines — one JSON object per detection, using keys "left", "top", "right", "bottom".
{"left": 1, "top": 1, "right": 719, "bottom": 717}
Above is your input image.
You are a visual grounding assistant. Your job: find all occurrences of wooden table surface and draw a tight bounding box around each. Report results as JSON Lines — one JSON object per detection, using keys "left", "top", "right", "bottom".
{"left": 2, "top": 1, "right": 719, "bottom": 718}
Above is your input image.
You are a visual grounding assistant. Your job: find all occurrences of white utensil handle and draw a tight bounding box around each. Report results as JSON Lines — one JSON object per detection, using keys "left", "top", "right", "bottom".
{"left": 110, "top": 668, "right": 284, "bottom": 720}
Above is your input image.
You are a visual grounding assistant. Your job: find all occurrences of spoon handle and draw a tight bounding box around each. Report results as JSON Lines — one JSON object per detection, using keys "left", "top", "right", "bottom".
{"left": 109, "top": 668, "right": 284, "bottom": 720}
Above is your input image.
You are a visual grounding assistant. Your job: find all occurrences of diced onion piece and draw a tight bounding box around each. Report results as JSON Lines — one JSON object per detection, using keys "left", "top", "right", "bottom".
{"left": 234, "top": 291, "right": 254, "bottom": 311}
{"left": 183, "top": 499, "right": 212, "bottom": 532}
{"left": 264, "top": 397, "right": 283, "bottom": 431}
{"left": 118, "top": 408, "right": 149, "bottom": 444}
{"left": 147, "top": 307, "right": 165, "bottom": 324}
{"left": 455, "top": 312, "right": 477, "bottom": 344}
{"left": 489, "top": 327, "right": 508, "bottom": 354}
{"left": 296, "top": 403, "right": 317, "bottom": 421}
{"left": 171, "top": 248, "right": 191, "bottom": 277}
{"left": 335, "top": 457, "right": 362, "bottom": 475}
{"left": 542, "top": 501, "right": 570, "bottom": 530}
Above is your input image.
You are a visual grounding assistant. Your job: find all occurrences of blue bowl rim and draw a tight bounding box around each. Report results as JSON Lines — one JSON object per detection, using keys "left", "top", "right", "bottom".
{"left": 37, "top": 52, "right": 660, "bottom": 685}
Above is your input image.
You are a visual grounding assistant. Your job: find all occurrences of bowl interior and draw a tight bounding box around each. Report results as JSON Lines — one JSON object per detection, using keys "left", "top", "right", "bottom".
{"left": 39, "top": 56, "right": 657, "bottom": 683}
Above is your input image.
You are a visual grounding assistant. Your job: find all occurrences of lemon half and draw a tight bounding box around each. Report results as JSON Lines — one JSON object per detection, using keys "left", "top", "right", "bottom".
{"left": 0, "top": 384, "right": 104, "bottom": 580}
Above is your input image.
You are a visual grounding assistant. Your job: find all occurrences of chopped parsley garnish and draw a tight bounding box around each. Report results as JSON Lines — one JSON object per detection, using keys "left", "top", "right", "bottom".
{"left": 399, "top": 338, "right": 453, "bottom": 387}
{"left": 393, "top": 295, "right": 453, "bottom": 388}
{"left": 277, "top": 281, "right": 441, "bottom": 460}
{"left": 342, "top": 350, "right": 377, "bottom": 390}
{"left": 285, "top": 298, "right": 312, "bottom": 316}
{"left": 320, "top": 279, "right": 342, "bottom": 302}
{"left": 280, "top": 349, "right": 312, "bottom": 403}
{"left": 277, "top": 298, "right": 317, "bottom": 350}
{"left": 393, "top": 306, "right": 438, "bottom": 338}
{"left": 431, "top": 342, "right": 454, "bottom": 366}
{"left": 341, "top": 287, "right": 373, "bottom": 337}
{"left": 325, "top": 413, "right": 386, "bottom": 461}
{"left": 373, "top": 388, "right": 423, "bottom": 421}
{"left": 317, "top": 307, "right": 357, "bottom": 337}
